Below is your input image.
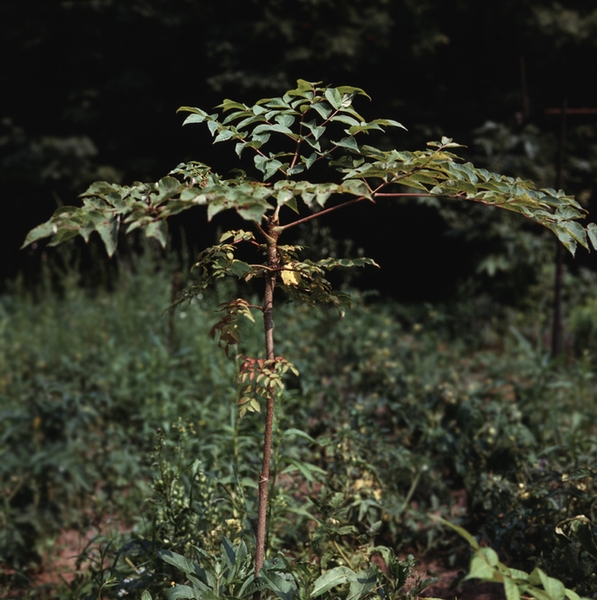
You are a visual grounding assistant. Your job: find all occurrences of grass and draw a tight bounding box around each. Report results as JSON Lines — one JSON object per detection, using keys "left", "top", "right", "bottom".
{"left": 2, "top": 249, "right": 597, "bottom": 598}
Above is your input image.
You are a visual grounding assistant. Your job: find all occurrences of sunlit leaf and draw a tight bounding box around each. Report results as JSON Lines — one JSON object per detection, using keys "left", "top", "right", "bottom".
{"left": 281, "top": 267, "right": 301, "bottom": 287}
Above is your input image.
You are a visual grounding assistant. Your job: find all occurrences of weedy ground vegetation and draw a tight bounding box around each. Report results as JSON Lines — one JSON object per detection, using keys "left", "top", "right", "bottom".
{"left": 2, "top": 251, "right": 597, "bottom": 598}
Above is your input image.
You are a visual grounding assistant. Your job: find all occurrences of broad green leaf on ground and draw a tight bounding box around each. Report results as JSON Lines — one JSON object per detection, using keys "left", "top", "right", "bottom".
{"left": 311, "top": 566, "right": 357, "bottom": 597}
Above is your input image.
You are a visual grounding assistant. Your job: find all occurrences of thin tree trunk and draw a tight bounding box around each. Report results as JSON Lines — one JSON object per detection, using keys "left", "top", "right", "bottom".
{"left": 254, "top": 223, "right": 279, "bottom": 578}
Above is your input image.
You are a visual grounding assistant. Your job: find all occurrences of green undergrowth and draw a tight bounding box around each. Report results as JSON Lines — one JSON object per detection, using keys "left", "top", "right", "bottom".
{"left": 2, "top": 252, "right": 597, "bottom": 598}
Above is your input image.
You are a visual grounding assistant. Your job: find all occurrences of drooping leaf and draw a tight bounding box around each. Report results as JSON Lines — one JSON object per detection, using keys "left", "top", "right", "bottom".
{"left": 228, "top": 260, "right": 252, "bottom": 277}
{"left": 95, "top": 217, "right": 119, "bottom": 257}
{"left": 207, "top": 199, "right": 227, "bottom": 221}
{"left": 145, "top": 220, "right": 168, "bottom": 248}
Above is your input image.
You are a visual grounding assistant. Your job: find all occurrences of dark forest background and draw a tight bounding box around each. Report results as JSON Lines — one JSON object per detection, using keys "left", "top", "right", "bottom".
{"left": 3, "top": 0, "right": 597, "bottom": 300}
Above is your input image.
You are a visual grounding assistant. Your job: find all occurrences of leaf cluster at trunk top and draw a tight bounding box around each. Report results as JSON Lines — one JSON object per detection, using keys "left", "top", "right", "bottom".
{"left": 23, "top": 79, "right": 597, "bottom": 258}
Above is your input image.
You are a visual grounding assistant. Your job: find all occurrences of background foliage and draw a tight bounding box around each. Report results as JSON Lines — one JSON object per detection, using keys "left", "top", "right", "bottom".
{"left": 4, "top": 0, "right": 597, "bottom": 299}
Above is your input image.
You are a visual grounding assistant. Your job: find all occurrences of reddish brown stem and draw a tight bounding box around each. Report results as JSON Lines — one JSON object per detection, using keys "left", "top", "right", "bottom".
{"left": 278, "top": 196, "right": 368, "bottom": 231}
{"left": 254, "top": 217, "right": 280, "bottom": 580}
{"left": 278, "top": 190, "right": 439, "bottom": 232}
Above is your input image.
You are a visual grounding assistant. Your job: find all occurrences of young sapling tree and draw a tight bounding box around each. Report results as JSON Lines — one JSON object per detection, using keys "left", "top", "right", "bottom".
{"left": 23, "top": 80, "right": 597, "bottom": 579}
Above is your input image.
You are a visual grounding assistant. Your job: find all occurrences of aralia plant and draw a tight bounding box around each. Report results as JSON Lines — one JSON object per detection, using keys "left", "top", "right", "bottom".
{"left": 23, "top": 79, "right": 597, "bottom": 578}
